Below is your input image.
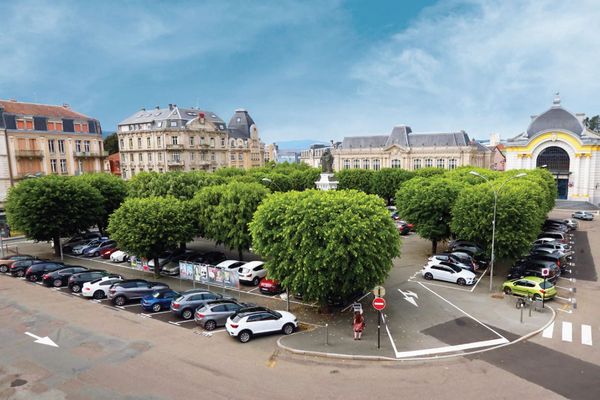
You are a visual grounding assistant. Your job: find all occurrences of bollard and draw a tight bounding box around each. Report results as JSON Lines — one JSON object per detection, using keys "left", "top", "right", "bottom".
{"left": 325, "top": 323, "right": 329, "bottom": 345}
{"left": 520, "top": 304, "right": 524, "bottom": 323}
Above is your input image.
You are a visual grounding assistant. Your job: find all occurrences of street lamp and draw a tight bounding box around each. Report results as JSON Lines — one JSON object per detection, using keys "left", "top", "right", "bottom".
{"left": 469, "top": 171, "right": 527, "bottom": 292}
{"left": 261, "top": 177, "right": 290, "bottom": 311}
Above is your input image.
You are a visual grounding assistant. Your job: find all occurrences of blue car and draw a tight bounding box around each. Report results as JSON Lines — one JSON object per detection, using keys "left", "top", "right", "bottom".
{"left": 141, "top": 289, "right": 180, "bottom": 312}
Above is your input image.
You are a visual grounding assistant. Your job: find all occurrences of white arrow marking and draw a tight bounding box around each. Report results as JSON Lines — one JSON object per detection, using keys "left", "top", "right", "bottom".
{"left": 24, "top": 332, "right": 59, "bottom": 348}
{"left": 398, "top": 289, "right": 419, "bottom": 307}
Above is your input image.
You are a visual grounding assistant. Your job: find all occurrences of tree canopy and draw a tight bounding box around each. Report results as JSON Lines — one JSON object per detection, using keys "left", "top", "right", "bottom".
{"left": 6, "top": 175, "right": 103, "bottom": 255}
{"left": 127, "top": 171, "right": 225, "bottom": 200}
{"left": 249, "top": 189, "right": 400, "bottom": 305}
{"left": 103, "top": 132, "right": 119, "bottom": 155}
{"left": 334, "top": 169, "right": 374, "bottom": 193}
{"left": 78, "top": 173, "right": 128, "bottom": 234}
{"left": 371, "top": 168, "right": 415, "bottom": 205}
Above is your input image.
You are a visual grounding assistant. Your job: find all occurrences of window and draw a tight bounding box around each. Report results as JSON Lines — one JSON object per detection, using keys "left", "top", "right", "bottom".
{"left": 436, "top": 159, "right": 445, "bottom": 169}
{"left": 353, "top": 159, "right": 360, "bottom": 169}
{"left": 50, "top": 159, "right": 57, "bottom": 173}
{"left": 449, "top": 159, "right": 457, "bottom": 169}
{"left": 238, "top": 153, "right": 243, "bottom": 161}
{"left": 172, "top": 152, "right": 180, "bottom": 162}
{"left": 190, "top": 152, "right": 195, "bottom": 160}
{"left": 75, "top": 140, "right": 82, "bottom": 152}
{"left": 211, "top": 152, "right": 215, "bottom": 161}
{"left": 120, "top": 139, "right": 124, "bottom": 149}
{"left": 84, "top": 140, "right": 90, "bottom": 152}
{"left": 25, "top": 120, "right": 33, "bottom": 130}
{"left": 33, "top": 117, "right": 47, "bottom": 131}
{"left": 62, "top": 119, "right": 74, "bottom": 132}
{"left": 391, "top": 159, "right": 401, "bottom": 168}
{"left": 343, "top": 159, "right": 350, "bottom": 169}
{"left": 148, "top": 152, "right": 152, "bottom": 162}
{"left": 170, "top": 121, "right": 177, "bottom": 127}
{"left": 138, "top": 153, "right": 143, "bottom": 162}
{"left": 157, "top": 121, "right": 163, "bottom": 128}
{"left": 147, "top": 137, "right": 151, "bottom": 148}
{"left": 158, "top": 153, "right": 163, "bottom": 161}
{"left": 129, "top": 138, "right": 133, "bottom": 148}
{"left": 362, "top": 159, "right": 370, "bottom": 169}
{"left": 413, "top": 159, "right": 422, "bottom": 170}
{"left": 48, "top": 140, "right": 56, "bottom": 153}
{"left": 189, "top": 136, "right": 194, "bottom": 146}
{"left": 60, "top": 159, "right": 67, "bottom": 173}
{"left": 425, "top": 158, "right": 433, "bottom": 168}
{"left": 138, "top": 138, "right": 142, "bottom": 148}
{"left": 172, "top": 136, "right": 178, "bottom": 145}
{"left": 58, "top": 140, "right": 65, "bottom": 154}
{"left": 157, "top": 137, "right": 162, "bottom": 148}
{"left": 210, "top": 138, "right": 215, "bottom": 148}
{"left": 373, "top": 159, "right": 381, "bottom": 171}
{"left": 130, "top": 154, "right": 134, "bottom": 162}
{"left": 221, "top": 138, "right": 225, "bottom": 147}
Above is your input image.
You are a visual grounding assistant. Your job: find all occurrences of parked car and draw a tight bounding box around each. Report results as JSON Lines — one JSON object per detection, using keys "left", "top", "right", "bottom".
{"left": 238, "top": 261, "right": 266, "bottom": 286}
{"left": 195, "top": 300, "right": 250, "bottom": 331}
{"left": 508, "top": 259, "right": 558, "bottom": 282}
{"left": 170, "top": 289, "right": 224, "bottom": 320}
{"left": 428, "top": 252, "right": 477, "bottom": 272}
{"left": 188, "top": 251, "right": 227, "bottom": 266}
{"left": 68, "top": 269, "right": 116, "bottom": 293}
{"left": 141, "top": 289, "right": 180, "bottom": 312}
{"left": 0, "top": 254, "right": 36, "bottom": 273}
{"left": 42, "top": 266, "right": 88, "bottom": 287}
{"left": 215, "top": 260, "right": 247, "bottom": 271}
{"left": 61, "top": 231, "right": 102, "bottom": 253}
{"left": 563, "top": 219, "right": 578, "bottom": 230}
{"left": 396, "top": 221, "right": 410, "bottom": 235}
{"left": 226, "top": 308, "right": 298, "bottom": 343}
{"left": 537, "top": 231, "right": 568, "bottom": 243}
{"left": 10, "top": 259, "right": 55, "bottom": 277}
{"left": 527, "top": 251, "right": 567, "bottom": 272}
{"left": 421, "top": 261, "right": 476, "bottom": 286}
{"left": 25, "top": 262, "right": 67, "bottom": 282}
{"left": 572, "top": 211, "right": 594, "bottom": 221}
{"left": 451, "top": 246, "right": 489, "bottom": 268}
{"left": 108, "top": 279, "right": 170, "bottom": 306}
{"left": 100, "top": 247, "right": 119, "bottom": 259}
{"left": 502, "top": 276, "right": 557, "bottom": 300}
{"left": 532, "top": 243, "right": 572, "bottom": 257}
{"left": 72, "top": 238, "right": 107, "bottom": 255}
{"left": 110, "top": 250, "right": 130, "bottom": 263}
{"left": 159, "top": 252, "right": 203, "bottom": 276}
{"left": 448, "top": 240, "right": 484, "bottom": 253}
{"left": 259, "top": 278, "right": 283, "bottom": 295}
{"left": 83, "top": 239, "right": 117, "bottom": 257}
{"left": 82, "top": 276, "right": 124, "bottom": 299}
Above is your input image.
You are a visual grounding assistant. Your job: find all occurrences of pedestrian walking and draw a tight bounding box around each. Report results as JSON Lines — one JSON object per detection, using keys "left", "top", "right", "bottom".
{"left": 353, "top": 310, "right": 365, "bottom": 340}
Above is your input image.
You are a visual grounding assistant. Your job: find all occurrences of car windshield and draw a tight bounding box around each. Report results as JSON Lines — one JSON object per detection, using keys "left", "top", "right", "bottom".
{"left": 152, "top": 291, "right": 164, "bottom": 299}
{"left": 89, "top": 278, "right": 102, "bottom": 284}
{"left": 231, "top": 314, "right": 244, "bottom": 322}
{"left": 175, "top": 296, "right": 184, "bottom": 302}
{"left": 448, "top": 264, "right": 462, "bottom": 273}
{"left": 540, "top": 281, "right": 554, "bottom": 289}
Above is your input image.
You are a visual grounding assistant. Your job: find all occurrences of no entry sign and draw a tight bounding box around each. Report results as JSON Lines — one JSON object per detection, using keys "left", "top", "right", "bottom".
{"left": 372, "top": 297, "right": 386, "bottom": 311}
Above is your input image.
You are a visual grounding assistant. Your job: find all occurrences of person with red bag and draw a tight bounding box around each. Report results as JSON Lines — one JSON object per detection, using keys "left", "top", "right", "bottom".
{"left": 353, "top": 311, "right": 365, "bottom": 340}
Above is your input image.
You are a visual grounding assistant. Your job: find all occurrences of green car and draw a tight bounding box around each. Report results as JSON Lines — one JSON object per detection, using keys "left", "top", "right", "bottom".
{"left": 502, "top": 276, "right": 557, "bottom": 300}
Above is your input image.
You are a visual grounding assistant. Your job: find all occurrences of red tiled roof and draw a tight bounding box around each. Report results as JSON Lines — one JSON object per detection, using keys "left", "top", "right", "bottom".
{"left": 107, "top": 153, "right": 120, "bottom": 161}
{"left": 0, "top": 99, "right": 93, "bottom": 120}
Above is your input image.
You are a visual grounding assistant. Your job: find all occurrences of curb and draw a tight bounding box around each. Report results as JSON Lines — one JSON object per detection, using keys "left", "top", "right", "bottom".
{"left": 277, "top": 306, "right": 556, "bottom": 362}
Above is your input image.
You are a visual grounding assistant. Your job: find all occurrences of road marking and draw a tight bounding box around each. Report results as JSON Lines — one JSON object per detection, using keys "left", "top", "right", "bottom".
{"left": 394, "top": 338, "right": 509, "bottom": 358}
{"left": 469, "top": 266, "right": 488, "bottom": 292}
{"left": 562, "top": 321, "right": 573, "bottom": 342}
{"left": 116, "top": 304, "right": 140, "bottom": 310}
{"left": 24, "top": 332, "right": 59, "bottom": 348}
{"left": 398, "top": 289, "right": 418, "bottom": 307}
{"left": 542, "top": 322, "right": 554, "bottom": 338}
{"left": 247, "top": 287, "right": 259, "bottom": 293}
{"left": 581, "top": 324, "right": 593, "bottom": 346}
{"left": 143, "top": 310, "right": 171, "bottom": 316}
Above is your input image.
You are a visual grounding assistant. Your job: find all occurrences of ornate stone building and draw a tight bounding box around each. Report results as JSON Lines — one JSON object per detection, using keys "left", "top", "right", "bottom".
{"left": 505, "top": 95, "right": 600, "bottom": 204}
{"left": 300, "top": 125, "right": 491, "bottom": 171}
{"left": 117, "top": 105, "right": 264, "bottom": 178}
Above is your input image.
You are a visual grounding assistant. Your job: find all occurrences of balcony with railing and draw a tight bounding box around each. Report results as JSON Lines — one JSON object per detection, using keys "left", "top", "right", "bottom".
{"left": 166, "top": 143, "right": 184, "bottom": 150}
{"left": 14, "top": 149, "right": 44, "bottom": 158}
{"left": 167, "top": 159, "right": 184, "bottom": 166}
{"left": 74, "top": 151, "right": 107, "bottom": 158}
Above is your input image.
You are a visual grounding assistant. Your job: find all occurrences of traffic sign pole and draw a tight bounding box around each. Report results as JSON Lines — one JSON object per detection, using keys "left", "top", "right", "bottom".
{"left": 377, "top": 310, "right": 381, "bottom": 349}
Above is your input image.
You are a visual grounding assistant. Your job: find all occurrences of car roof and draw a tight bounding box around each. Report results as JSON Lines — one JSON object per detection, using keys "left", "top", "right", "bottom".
{"left": 181, "top": 289, "right": 211, "bottom": 295}
{"left": 517, "top": 276, "right": 544, "bottom": 283}
{"left": 215, "top": 260, "right": 244, "bottom": 268}
{"left": 241, "top": 261, "right": 264, "bottom": 268}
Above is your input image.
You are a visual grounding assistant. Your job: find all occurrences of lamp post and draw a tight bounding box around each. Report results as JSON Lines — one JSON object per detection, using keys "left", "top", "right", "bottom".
{"left": 469, "top": 171, "right": 527, "bottom": 292}
{"left": 261, "top": 177, "right": 290, "bottom": 311}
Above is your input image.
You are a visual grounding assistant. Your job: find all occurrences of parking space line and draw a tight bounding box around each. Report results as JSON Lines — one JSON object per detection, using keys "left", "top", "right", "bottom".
{"left": 469, "top": 267, "right": 488, "bottom": 292}
{"left": 247, "top": 287, "right": 259, "bottom": 293}
{"left": 542, "top": 322, "right": 554, "bottom": 338}
{"left": 562, "top": 321, "right": 573, "bottom": 342}
{"left": 116, "top": 304, "right": 141, "bottom": 310}
{"left": 581, "top": 324, "right": 593, "bottom": 346}
{"left": 416, "top": 280, "right": 473, "bottom": 293}
{"left": 394, "top": 338, "right": 509, "bottom": 358}
{"left": 143, "top": 310, "right": 171, "bottom": 316}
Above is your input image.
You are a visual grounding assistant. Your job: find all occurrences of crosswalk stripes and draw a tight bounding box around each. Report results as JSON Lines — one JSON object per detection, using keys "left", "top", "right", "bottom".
{"left": 540, "top": 321, "right": 593, "bottom": 346}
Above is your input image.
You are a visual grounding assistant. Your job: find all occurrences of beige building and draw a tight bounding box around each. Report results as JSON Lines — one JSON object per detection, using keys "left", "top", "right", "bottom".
{"left": 0, "top": 99, "right": 106, "bottom": 209}
{"left": 117, "top": 105, "right": 264, "bottom": 178}
{"left": 300, "top": 125, "right": 491, "bottom": 171}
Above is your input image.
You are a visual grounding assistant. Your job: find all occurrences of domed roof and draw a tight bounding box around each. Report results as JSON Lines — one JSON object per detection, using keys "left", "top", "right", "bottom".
{"left": 526, "top": 97, "right": 583, "bottom": 137}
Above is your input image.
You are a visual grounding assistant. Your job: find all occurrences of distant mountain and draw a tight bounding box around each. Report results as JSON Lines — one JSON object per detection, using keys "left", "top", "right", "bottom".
{"left": 274, "top": 139, "right": 327, "bottom": 151}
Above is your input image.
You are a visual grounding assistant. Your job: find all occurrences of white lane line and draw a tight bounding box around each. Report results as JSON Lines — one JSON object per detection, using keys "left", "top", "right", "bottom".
{"left": 542, "top": 322, "right": 554, "bottom": 339}
{"left": 394, "top": 338, "right": 509, "bottom": 358}
{"left": 581, "top": 324, "right": 593, "bottom": 346}
{"left": 469, "top": 266, "right": 488, "bottom": 292}
{"left": 382, "top": 314, "right": 399, "bottom": 357}
{"left": 247, "top": 287, "right": 259, "bottom": 293}
{"left": 144, "top": 310, "right": 171, "bottom": 316}
{"left": 419, "top": 280, "right": 472, "bottom": 293}
{"left": 562, "top": 321, "right": 573, "bottom": 342}
{"left": 176, "top": 319, "right": 196, "bottom": 324}
{"left": 116, "top": 304, "right": 141, "bottom": 310}
{"left": 417, "top": 282, "right": 507, "bottom": 340}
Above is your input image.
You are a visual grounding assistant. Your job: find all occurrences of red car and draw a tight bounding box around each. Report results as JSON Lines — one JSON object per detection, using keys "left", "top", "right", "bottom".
{"left": 101, "top": 247, "right": 119, "bottom": 259}
{"left": 259, "top": 278, "right": 282, "bottom": 295}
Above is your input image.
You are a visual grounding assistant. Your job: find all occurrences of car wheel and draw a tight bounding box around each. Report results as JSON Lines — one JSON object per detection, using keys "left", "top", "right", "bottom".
{"left": 238, "top": 330, "right": 252, "bottom": 343}
{"left": 53, "top": 279, "right": 62, "bottom": 287}
{"left": 114, "top": 296, "right": 126, "bottom": 306}
{"left": 182, "top": 309, "right": 193, "bottom": 320}
{"left": 533, "top": 294, "right": 542, "bottom": 301}
{"left": 457, "top": 278, "right": 466, "bottom": 286}
{"left": 94, "top": 251, "right": 99, "bottom": 257}
{"left": 0, "top": 265, "right": 8, "bottom": 273}
{"left": 71, "top": 284, "right": 81, "bottom": 293}
{"left": 17, "top": 270, "right": 25, "bottom": 277}
{"left": 93, "top": 290, "right": 105, "bottom": 300}
{"left": 503, "top": 287, "right": 512, "bottom": 295}
{"left": 424, "top": 272, "right": 433, "bottom": 280}
{"left": 152, "top": 303, "right": 162, "bottom": 312}
{"left": 282, "top": 323, "right": 295, "bottom": 335}
{"left": 28, "top": 275, "right": 37, "bottom": 282}
{"left": 204, "top": 320, "right": 217, "bottom": 331}
{"left": 252, "top": 277, "right": 260, "bottom": 286}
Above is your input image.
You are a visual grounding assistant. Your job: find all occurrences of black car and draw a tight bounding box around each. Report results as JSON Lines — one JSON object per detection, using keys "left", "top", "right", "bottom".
{"left": 25, "top": 262, "right": 67, "bottom": 282}
{"left": 0, "top": 254, "right": 37, "bottom": 273}
{"left": 68, "top": 269, "right": 117, "bottom": 293}
{"left": 508, "top": 259, "right": 559, "bottom": 282}
{"left": 189, "top": 251, "right": 227, "bottom": 265}
{"left": 9, "top": 259, "right": 57, "bottom": 277}
{"left": 448, "top": 240, "right": 484, "bottom": 253}
{"left": 42, "top": 266, "right": 89, "bottom": 287}
{"left": 451, "top": 246, "right": 489, "bottom": 268}
{"left": 527, "top": 251, "right": 567, "bottom": 271}
{"left": 432, "top": 252, "right": 478, "bottom": 272}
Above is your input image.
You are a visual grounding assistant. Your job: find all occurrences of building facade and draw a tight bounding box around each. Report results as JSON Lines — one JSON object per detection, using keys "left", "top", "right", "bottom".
{"left": 505, "top": 95, "right": 600, "bottom": 205}
{"left": 0, "top": 99, "right": 105, "bottom": 209}
{"left": 117, "top": 105, "right": 264, "bottom": 178}
{"left": 300, "top": 126, "right": 491, "bottom": 171}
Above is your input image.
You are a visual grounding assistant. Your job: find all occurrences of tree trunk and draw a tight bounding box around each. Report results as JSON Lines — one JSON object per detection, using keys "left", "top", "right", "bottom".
{"left": 153, "top": 257, "right": 160, "bottom": 279}
{"left": 179, "top": 242, "right": 186, "bottom": 251}
{"left": 238, "top": 247, "right": 244, "bottom": 261}
{"left": 431, "top": 239, "right": 438, "bottom": 255}
{"left": 53, "top": 235, "right": 62, "bottom": 257}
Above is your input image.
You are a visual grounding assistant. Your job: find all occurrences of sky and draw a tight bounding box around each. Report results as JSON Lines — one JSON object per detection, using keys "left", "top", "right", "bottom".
{"left": 1, "top": 0, "right": 600, "bottom": 144}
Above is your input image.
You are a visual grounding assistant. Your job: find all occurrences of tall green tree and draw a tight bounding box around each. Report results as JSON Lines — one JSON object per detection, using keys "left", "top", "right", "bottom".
{"left": 194, "top": 181, "right": 269, "bottom": 260}
{"left": 414, "top": 167, "right": 445, "bottom": 178}
{"left": 395, "top": 177, "right": 461, "bottom": 253}
{"left": 5, "top": 175, "right": 103, "bottom": 256}
{"left": 128, "top": 171, "right": 225, "bottom": 200}
{"left": 108, "top": 197, "right": 195, "bottom": 278}
{"left": 103, "top": 132, "right": 119, "bottom": 155}
{"left": 334, "top": 169, "right": 374, "bottom": 193}
{"left": 78, "top": 173, "right": 128, "bottom": 234}
{"left": 249, "top": 190, "right": 400, "bottom": 306}
{"left": 371, "top": 168, "right": 414, "bottom": 205}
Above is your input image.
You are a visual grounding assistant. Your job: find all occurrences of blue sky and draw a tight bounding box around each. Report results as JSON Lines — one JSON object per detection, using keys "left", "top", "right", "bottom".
{"left": 1, "top": 0, "right": 599, "bottom": 144}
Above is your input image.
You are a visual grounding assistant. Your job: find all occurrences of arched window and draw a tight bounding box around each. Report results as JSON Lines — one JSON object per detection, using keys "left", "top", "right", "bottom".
{"left": 413, "top": 159, "right": 421, "bottom": 170}
{"left": 448, "top": 159, "right": 457, "bottom": 169}
{"left": 425, "top": 158, "right": 433, "bottom": 168}
{"left": 363, "top": 159, "right": 370, "bottom": 169}
{"left": 353, "top": 159, "right": 360, "bottom": 169}
{"left": 536, "top": 146, "right": 570, "bottom": 173}
{"left": 373, "top": 159, "right": 381, "bottom": 170}
{"left": 391, "top": 159, "right": 401, "bottom": 168}
{"left": 436, "top": 159, "right": 445, "bottom": 169}
{"left": 343, "top": 159, "right": 350, "bottom": 169}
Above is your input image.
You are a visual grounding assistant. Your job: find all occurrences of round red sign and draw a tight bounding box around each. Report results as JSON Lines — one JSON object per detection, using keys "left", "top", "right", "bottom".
{"left": 372, "top": 297, "right": 386, "bottom": 311}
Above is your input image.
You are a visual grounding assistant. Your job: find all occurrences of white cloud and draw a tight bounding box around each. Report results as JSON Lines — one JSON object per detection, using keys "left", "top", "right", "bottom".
{"left": 351, "top": 0, "right": 600, "bottom": 139}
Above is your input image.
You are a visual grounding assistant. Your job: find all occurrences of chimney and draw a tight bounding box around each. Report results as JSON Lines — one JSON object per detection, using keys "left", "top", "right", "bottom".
{"left": 141, "top": 107, "right": 146, "bottom": 111}
{"left": 168, "top": 104, "right": 173, "bottom": 110}
{"left": 199, "top": 112, "right": 205, "bottom": 124}
{"left": 63, "top": 103, "right": 70, "bottom": 109}
{"left": 155, "top": 106, "right": 160, "bottom": 110}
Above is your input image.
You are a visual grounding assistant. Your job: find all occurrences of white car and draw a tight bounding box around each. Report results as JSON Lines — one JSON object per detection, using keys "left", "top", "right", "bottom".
{"left": 215, "top": 260, "right": 246, "bottom": 271}
{"left": 225, "top": 308, "right": 297, "bottom": 343}
{"left": 110, "top": 250, "right": 129, "bottom": 263}
{"left": 238, "top": 261, "right": 266, "bottom": 286}
{"left": 422, "top": 261, "right": 476, "bottom": 285}
{"left": 82, "top": 276, "right": 123, "bottom": 299}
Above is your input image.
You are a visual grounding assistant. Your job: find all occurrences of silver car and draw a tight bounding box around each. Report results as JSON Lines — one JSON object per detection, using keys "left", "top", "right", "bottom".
{"left": 194, "top": 300, "right": 250, "bottom": 331}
